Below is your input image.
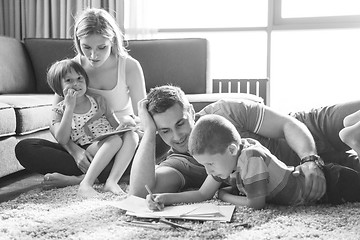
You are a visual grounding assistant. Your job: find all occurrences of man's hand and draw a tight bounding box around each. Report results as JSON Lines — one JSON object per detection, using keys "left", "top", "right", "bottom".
{"left": 293, "top": 161, "right": 326, "bottom": 202}
{"left": 137, "top": 99, "right": 157, "bottom": 133}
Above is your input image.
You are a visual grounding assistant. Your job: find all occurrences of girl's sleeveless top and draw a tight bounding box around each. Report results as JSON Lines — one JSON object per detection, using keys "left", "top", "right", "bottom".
{"left": 74, "top": 54, "right": 134, "bottom": 119}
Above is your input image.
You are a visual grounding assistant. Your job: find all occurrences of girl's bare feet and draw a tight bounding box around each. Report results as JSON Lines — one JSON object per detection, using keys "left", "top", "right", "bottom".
{"left": 104, "top": 181, "right": 125, "bottom": 195}
{"left": 42, "top": 173, "right": 84, "bottom": 189}
{"left": 78, "top": 183, "right": 100, "bottom": 198}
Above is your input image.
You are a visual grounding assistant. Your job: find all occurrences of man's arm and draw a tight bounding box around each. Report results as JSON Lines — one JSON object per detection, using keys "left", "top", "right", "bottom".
{"left": 258, "top": 106, "right": 326, "bottom": 202}
{"left": 129, "top": 99, "right": 183, "bottom": 197}
{"left": 259, "top": 106, "right": 317, "bottom": 159}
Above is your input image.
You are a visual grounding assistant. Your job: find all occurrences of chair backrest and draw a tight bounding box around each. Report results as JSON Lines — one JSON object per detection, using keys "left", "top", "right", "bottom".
{"left": 213, "top": 79, "right": 270, "bottom": 105}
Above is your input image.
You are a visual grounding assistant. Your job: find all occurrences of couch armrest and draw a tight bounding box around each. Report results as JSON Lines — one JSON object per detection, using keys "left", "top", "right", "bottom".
{"left": 187, "top": 93, "right": 264, "bottom": 112}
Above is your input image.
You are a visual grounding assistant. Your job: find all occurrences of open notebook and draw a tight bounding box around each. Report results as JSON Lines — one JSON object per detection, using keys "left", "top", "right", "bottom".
{"left": 93, "top": 126, "right": 139, "bottom": 141}
{"left": 111, "top": 195, "right": 235, "bottom": 222}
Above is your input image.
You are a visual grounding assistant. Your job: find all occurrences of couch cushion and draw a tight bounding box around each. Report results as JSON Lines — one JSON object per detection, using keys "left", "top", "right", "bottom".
{"left": 0, "top": 94, "right": 53, "bottom": 135}
{"left": 0, "top": 102, "right": 16, "bottom": 137}
{"left": 0, "top": 36, "right": 36, "bottom": 94}
{"left": 24, "top": 38, "right": 76, "bottom": 93}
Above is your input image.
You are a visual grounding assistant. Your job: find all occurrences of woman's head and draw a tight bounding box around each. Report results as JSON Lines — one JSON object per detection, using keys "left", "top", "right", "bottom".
{"left": 47, "top": 59, "right": 89, "bottom": 97}
{"left": 73, "top": 8, "right": 127, "bottom": 58}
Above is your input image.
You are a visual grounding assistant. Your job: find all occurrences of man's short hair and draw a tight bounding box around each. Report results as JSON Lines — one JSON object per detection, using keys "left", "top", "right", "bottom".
{"left": 189, "top": 114, "right": 241, "bottom": 155}
{"left": 147, "top": 85, "right": 191, "bottom": 116}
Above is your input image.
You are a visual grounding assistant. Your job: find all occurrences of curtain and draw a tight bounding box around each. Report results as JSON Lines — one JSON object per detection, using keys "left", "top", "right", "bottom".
{"left": 125, "top": 0, "right": 158, "bottom": 40}
{"left": 0, "top": 0, "right": 124, "bottom": 40}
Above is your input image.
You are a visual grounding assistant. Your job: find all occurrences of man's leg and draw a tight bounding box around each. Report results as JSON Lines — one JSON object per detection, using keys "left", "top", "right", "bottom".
{"left": 294, "top": 100, "right": 360, "bottom": 170}
{"left": 322, "top": 163, "right": 360, "bottom": 204}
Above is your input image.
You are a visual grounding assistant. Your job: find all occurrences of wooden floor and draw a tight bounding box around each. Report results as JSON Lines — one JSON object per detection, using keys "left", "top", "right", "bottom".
{"left": 0, "top": 170, "right": 43, "bottom": 203}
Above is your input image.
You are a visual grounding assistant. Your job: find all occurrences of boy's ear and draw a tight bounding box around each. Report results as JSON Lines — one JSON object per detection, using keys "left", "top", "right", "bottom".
{"left": 228, "top": 143, "right": 239, "bottom": 156}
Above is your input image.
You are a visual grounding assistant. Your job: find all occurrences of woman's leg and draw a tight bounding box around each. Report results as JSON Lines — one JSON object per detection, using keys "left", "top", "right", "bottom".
{"left": 15, "top": 138, "right": 111, "bottom": 188}
{"left": 15, "top": 138, "right": 82, "bottom": 175}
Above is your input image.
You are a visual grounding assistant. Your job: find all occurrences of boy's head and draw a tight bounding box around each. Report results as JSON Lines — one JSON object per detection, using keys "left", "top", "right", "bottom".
{"left": 47, "top": 59, "right": 89, "bottom": 97}
{"left": 146, "top": 85, "right": 195, "bottom": 153}
{"left": 189, "top": 114, "right": 241, "bottom": 179}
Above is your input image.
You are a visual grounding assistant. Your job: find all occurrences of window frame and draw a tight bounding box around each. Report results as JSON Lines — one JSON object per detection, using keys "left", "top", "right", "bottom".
{"left": 272, "top": 0, "right": 360, "bottom": 29}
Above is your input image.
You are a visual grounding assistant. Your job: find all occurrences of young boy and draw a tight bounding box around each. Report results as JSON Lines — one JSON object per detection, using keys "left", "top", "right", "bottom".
{"left": 146, "top": 114, "right": 360, "bottom": 210}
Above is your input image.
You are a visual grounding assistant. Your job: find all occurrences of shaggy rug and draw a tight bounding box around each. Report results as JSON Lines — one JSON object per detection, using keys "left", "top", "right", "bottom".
{"left": 0, "top": 183, "right": 359, "bottom": 240}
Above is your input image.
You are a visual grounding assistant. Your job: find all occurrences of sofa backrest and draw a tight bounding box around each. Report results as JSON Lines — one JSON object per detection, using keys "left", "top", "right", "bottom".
{"left": 23, "top": 38, "right": 209, "bottom": 94}
{"left": 126, "top": 38, "right": 208, "bottom": 94}
{"left": 24, "top": 38, "right": 76, "bottom": 93}
{"left": 0, "top": 36, "right": 36, "bottom": 94}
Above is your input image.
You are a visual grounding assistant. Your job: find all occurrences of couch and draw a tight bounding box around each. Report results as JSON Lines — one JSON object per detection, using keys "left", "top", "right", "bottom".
{"left": 0, "top": 36, "right": 265, "bottom": 179}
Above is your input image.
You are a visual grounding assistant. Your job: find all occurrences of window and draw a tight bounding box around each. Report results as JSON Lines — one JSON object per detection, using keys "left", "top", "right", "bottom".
{"left": 124, "top": 0, "right": 269, "bottom": 93}
{"left": 282, "top": 0, "right": 360, "bottom": 18}
{"left": 125, "top": 0, "right": 360, "bottom": 111}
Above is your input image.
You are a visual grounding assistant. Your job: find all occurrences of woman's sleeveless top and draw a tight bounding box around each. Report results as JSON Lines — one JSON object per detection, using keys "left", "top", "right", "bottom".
{"left": 74, "top": 54, "right": 134, "bottom": 119}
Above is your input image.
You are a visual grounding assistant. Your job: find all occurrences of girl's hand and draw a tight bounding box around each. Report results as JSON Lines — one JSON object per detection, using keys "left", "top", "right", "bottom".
{"left": 63, "top": 87, "right": 77, "bottom": 110}
{"left": 146, "top": 193, "right": 165, "bottom": 211}
{"left": 72, "top": 148, "right": 93, "bottom": 173}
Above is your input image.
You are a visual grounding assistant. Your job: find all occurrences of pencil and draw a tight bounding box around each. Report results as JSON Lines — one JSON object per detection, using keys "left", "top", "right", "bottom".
{"left": 145, "top": 185, "right": 162, "bottom": 211}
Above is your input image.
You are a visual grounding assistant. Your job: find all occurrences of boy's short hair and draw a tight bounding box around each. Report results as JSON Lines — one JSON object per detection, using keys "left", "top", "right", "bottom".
{"left": 189, "top": 114, "right": 241, "bottom": 155}
{"left": 47, "top": 59, "right": 89, "bottom": 97}
{"left": 147, "top": 85, "right": 191, "bottom": 116}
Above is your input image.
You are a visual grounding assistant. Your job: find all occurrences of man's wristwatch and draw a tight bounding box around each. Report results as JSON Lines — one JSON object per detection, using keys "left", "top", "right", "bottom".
{"left": 300, "top": 154, "right": 324, "bottom": 170}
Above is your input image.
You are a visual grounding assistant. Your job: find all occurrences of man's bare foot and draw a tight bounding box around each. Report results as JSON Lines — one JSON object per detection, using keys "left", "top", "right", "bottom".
{"left": 104, "top": 181, "right": 125, "bottom": 195}
{"left": 339, "top": 125, "right": 360, "bottom": 157}
{"left": 42, "top": 173, "right": 84, "bottom": 189}
{"left": 78, "top": 183, "right": 100, "bottom": 198}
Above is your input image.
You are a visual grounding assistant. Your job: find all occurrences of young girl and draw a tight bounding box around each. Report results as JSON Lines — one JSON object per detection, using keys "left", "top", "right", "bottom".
{"left": 15, "top": 8, "right": 146, "bottom": 189}
{"left": 47, "top": 59, "right": 138, "bottom": 198}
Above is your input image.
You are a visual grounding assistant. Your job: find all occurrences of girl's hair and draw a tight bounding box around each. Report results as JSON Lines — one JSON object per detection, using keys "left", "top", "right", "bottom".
{"left": 73, "top": 8, "right": 128, "bottom": 58}
{"left": 47, "top": 59, "right": 89, "bottom": 97}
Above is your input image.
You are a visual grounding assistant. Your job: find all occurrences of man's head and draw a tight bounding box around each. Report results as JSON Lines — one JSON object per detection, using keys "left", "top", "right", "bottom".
{"left": 147, "top": 85, "right": 195, "bottom": 153}
{"left": 188, "top": 114, "right": 241, "bottom": 179}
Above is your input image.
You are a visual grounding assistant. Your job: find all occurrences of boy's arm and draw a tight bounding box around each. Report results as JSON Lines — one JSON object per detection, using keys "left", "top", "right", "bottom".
{"left": 147, "top": 176, "right": 222, "bottom": 210}
{"left": 218, "top": 188, "right": 266, "bottom": 210}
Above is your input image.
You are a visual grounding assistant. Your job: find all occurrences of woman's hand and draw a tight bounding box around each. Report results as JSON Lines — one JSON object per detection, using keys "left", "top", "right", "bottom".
{"left": 116, "top": 115, "right": 137, "bottom": 129}
{"left": 146, "top": 193, "right": 165, "bottom": 211}
{"left": 292, "top": 161, "right": 326, "bottom": 202}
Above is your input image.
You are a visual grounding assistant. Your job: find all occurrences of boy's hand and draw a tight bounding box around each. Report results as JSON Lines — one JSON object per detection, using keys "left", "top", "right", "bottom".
{"left": 146, "top": 193, "right": 165, "bottom": 211}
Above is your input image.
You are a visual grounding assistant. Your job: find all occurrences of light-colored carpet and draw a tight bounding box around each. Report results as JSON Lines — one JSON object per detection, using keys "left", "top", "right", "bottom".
{"left": 1, "top": 184, "right": 359, "bottom": 240}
